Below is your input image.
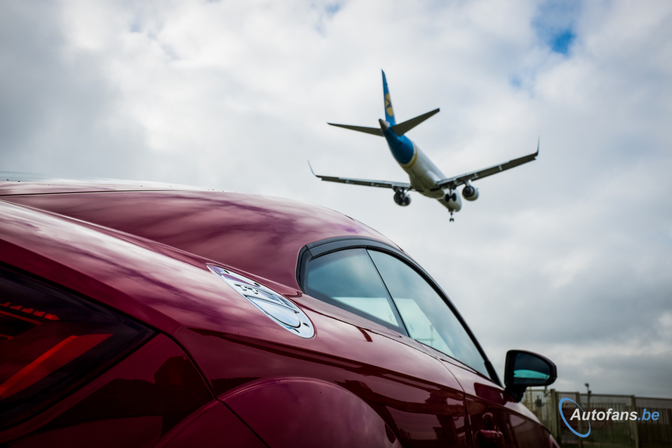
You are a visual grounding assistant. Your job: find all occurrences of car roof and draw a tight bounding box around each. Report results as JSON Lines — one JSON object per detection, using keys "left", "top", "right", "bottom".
{"left": 0, "top": 177, "right": 398, "bottom": 289}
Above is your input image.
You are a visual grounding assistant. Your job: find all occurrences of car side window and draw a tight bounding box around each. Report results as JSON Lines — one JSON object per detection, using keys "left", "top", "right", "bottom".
{"left": 303, "top": 248, "right": 406, "bottom": 335}
{"left": 368, "top": 250, "right": 489, "bottom": 377}
{"left": 303, "top": 247, "right": 489, "bottom": 377}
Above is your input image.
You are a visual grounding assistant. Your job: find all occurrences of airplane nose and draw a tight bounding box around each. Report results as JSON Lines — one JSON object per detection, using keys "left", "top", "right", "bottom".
{"left": 378, "top": 119, "right": 390, "bottom": 131}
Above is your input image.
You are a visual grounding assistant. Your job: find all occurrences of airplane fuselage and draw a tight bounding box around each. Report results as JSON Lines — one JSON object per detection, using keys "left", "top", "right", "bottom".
{"left": 380, "top": 119, "right": 462, "bottom": 211}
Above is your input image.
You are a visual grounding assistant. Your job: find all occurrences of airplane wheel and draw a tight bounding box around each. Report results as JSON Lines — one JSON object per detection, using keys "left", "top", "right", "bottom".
{"left": 394, "top": 191, "right": 410, "bottom": 207}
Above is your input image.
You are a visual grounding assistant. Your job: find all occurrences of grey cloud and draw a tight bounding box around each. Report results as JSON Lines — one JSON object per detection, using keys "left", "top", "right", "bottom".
{"left": 0, "top": 2, "right": 151, "bottom": 180}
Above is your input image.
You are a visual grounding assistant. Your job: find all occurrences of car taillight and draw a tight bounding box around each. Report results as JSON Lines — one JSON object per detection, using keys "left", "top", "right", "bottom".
{"left": 0, "top": 266, "right": 154, "bottom": 428}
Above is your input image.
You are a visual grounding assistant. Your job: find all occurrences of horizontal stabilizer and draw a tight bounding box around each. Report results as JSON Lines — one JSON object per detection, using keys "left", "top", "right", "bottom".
{"left": 390, "top": 108, "right": 440, "bottom": 136}
{"left": 327, "top": 123, "right": 383, "bottom": 137}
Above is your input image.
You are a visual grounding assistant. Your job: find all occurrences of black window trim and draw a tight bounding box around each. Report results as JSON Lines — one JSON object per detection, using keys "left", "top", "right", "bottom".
{"left": 296, "top": 236, "right": 502, "bottom": 387}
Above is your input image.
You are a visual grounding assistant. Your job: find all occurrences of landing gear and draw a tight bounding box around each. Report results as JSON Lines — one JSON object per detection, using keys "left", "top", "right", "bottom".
{"left": 445, "top": 190, "right": 456, "bottom": 221}
{"left": 393, "top": 190, "right": 411, "bottom": 207}
{"left": 444, "top": 189, "right": 459, "bottom": 221}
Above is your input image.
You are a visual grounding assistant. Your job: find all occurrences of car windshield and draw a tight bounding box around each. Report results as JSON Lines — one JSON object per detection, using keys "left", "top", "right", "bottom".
{"left": 304, "top": 248, "right": 489, "bottom": 377}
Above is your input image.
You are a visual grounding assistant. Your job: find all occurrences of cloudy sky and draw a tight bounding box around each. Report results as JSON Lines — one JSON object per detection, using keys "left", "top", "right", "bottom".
{"left": 2, "top": 0, "right": 671, "bottom": 398}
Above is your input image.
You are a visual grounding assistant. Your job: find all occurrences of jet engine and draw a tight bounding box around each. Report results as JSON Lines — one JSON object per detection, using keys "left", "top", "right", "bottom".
{"left": 393, "top": 191, "right": 411, "bottom": 206}
{"left": 462, "top": 183, "right": 479, "bottom": 201}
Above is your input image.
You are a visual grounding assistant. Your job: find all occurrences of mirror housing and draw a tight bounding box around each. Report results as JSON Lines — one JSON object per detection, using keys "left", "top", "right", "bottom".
{"left": 504, "top": 350, "right": 557, "bottom": 402}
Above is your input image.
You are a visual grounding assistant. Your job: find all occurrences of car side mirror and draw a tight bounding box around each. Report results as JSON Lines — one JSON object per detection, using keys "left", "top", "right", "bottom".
{"left": 504, "top": 350, "right": 557, "bottom": 402}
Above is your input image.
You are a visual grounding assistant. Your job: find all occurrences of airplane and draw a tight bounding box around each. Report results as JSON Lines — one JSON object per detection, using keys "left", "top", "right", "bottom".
{"left": 310, "top": 71, "right": 539, "bottom": 221}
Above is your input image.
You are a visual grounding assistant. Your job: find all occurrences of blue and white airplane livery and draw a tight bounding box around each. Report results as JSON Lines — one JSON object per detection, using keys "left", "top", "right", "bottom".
{"left": 310, "top": 71, "right": 539, "bottom": 221}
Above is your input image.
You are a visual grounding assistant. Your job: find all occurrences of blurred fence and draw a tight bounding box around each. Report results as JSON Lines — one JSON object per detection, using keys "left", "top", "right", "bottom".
{"left": 522, "top": 389, "right": 672, "bottom": 448}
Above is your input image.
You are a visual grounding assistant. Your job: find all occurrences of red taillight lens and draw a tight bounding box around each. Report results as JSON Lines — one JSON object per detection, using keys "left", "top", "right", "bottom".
{"left": 0, "top": 266, "right": 154, "bottom": 428}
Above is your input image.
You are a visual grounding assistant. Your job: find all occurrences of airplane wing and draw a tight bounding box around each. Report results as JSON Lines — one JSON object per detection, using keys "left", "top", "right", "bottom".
{"left": 437, "top": 145, "right": 539, "bottom": 190}
{"left": 308, "top": 162, "right": 412, "bottom": 190}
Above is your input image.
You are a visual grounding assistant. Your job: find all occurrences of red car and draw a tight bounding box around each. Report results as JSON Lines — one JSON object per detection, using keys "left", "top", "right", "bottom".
{"left": 0, "top": 178, "right": 558, "bottom": 448}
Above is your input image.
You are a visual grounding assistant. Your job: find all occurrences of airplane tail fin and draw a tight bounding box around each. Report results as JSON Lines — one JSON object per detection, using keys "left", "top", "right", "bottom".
{"left": 382, "top": 70, "right": 396, "bottom": 126}
{"left": 326, "top": 71, "right": 438, "bottom": 137}
{"left": 382, "top": 71, "right": 439, "bottom": 136}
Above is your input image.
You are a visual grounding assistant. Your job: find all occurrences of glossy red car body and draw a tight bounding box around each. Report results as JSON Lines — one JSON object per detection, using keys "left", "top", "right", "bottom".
{"left": 0, "top": 180, "right": 556, "bottom": 447}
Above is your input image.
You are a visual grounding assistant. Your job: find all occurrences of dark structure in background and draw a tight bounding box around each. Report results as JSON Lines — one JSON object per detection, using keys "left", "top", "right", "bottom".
{"left": 523, "top": 389, "right": 672, "bottom": 448}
